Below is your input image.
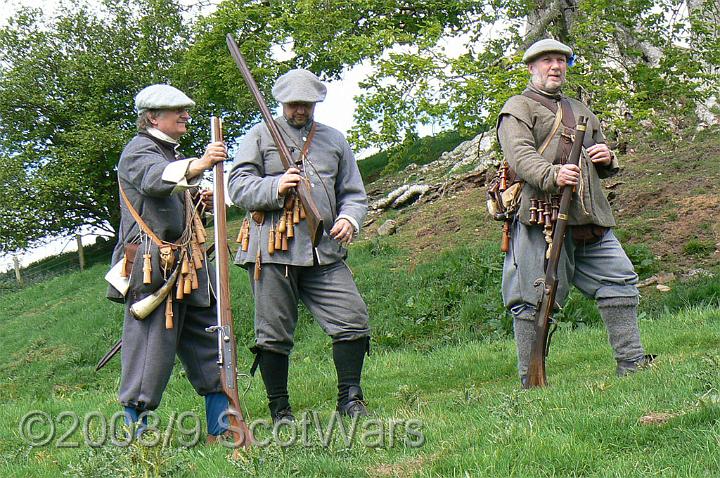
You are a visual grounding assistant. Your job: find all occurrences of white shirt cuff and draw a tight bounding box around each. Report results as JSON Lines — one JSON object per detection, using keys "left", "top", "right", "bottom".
{"left": 162, "top": 158, "right": 201, "bottom": 194}
{"left": 336, "top": 214, "right": 360, "bottom": 235}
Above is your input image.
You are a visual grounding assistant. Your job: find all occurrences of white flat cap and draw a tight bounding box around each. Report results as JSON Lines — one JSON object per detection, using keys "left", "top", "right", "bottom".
{"left": 522, "top": 39, "right": 573, "bottom": 64}
{"left": 134, "top": 84, "right": 195, "bottom": 113}
{"left": 272, "top": 69, "right": 327, "bottom": 103}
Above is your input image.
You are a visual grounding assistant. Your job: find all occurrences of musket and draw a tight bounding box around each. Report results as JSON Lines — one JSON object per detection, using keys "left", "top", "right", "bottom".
{"left": 95, "top": 338, "right": 122, "bottom": 371}
{"left": 225, "top": 34, "right": 324, "bottom": 247}
{"left": 525, "top": 116, "right": 588, "bottom": 388}
{"left": 206, "top": 116, "right": 253, "bottom": 449}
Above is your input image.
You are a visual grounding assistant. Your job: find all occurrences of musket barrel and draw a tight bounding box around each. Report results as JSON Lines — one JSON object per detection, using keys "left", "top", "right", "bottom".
{"left": 225, "top": 34, "right": 324, "bottom": 247}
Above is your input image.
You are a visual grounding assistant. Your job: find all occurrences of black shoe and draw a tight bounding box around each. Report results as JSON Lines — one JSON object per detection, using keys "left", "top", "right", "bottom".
{"left": 617, "top": 354, "right": 657, "bottom": 377}
{"left": 337, "top": 385, "right": 368, "bottom": 418}
{"left": 272, "top": 406, "right": 295, "bottom": 424}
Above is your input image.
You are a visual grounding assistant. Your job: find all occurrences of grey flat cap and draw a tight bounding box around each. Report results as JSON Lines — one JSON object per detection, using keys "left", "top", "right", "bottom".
{"left": 135, "top": 84, "right": 195, "bottom": 113}
{"left": 522, "top": 39, "right": 573, "bottom": 64}
{"left": 272, "top": 69, "right": 327, "bottom": 103}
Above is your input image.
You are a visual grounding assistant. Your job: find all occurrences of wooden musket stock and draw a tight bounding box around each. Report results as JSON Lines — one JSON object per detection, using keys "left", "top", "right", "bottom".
{"left": 225, "top": 34, "right": 324, "bottom": 247}
{"left": 209, "top": 117, "right": 253, "bottom": 450}
{"left": 525, "top": 116, "right": 588, "bottom": 388}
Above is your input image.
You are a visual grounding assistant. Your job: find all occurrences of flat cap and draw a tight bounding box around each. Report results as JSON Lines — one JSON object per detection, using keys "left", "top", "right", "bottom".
{"left": 272, "top": 69, "right": 327, "bottom": 103}
{"left": 522, "top": 39, "right": 573, "bottom": 64}
{"left": 134, "top": 84, "right": 195, "bottom": 113}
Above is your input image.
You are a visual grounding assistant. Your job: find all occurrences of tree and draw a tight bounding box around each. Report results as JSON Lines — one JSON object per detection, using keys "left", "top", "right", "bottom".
{"left": 187, "top": 0, "right": 718, "bottom": 151}
{"left": 0, "top": 0, "right": 189, "bottom": 253}
{"left": 2, "top": 0, "right": 717, "bottom": 254}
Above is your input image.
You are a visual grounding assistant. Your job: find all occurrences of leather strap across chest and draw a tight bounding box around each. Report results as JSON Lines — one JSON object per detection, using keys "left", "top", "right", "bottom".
{"left": 522, "top": 91, "right": 577, "bottom": 129}
{"left": 300, "top": 122, "right": 317, "bottom": 163}
{"left": 119, "top": 181, "right": 189, "bottom": 248}
{"left": 522, "top": 91, "right": 576, "bottom": 165}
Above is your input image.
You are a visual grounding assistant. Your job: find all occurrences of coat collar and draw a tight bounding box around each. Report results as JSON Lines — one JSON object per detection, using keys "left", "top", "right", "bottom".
{"left": 138, "top": 131, "right": 181, "bottom": 159}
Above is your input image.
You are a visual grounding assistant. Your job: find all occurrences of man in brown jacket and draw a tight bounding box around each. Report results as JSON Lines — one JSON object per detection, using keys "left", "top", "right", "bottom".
{"left": 497, "top": 39, "right": 653, "bottom": 387}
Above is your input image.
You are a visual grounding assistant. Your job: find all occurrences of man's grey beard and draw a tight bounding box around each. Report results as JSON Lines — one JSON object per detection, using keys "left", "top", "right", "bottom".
{"left": 531, "top": 73, "right": 562, "bottom": 94}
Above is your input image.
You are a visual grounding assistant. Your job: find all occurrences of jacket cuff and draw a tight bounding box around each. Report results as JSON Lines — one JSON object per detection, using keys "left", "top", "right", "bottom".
{"left": 547, "top": 164, "right": 562, "bottom": 193}
{"left": 272, "top": 176, "right": 286, "bottom": 209}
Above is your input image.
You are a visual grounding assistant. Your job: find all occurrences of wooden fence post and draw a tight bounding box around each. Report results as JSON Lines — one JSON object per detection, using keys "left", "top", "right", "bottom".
{"left": 76, "top": 234, "right": 85, "bottom": 271}
{"left": 13, "top": 255, "right": 23, "bottom": 287}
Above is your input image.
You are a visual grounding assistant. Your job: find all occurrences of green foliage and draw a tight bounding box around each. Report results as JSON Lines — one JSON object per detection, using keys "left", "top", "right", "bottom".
{"left": 382, "top": 130, "right": 476, "bottom": 174}
{"left": 2, "top": 259, "right": 720, "bottom": 475}
{"left": 569, "top": 0, "right": 718, "bottom": 143}
{"left": 645, "top": 273, "right": 720, "bottom": 318}
{"left": 356, "top": 130, "right": 474, "bottom": 181}
{"left": 186, "top": 0, "right": 720, "bottom": 150}
{"left": 356, "top": 151, "right": 390, "bottom": 183}
{"left": 0, "top": 0, "right": 189, "bottom": 252}
{"left": 556, "top": 290, "right": 602, "bottom": 328}
{"left": 349, "top": 242, "right": 509, "bottom": 350}
{"left": 4, "top": 0, "right": 719, "bottom": 259}
{"left": 623, "top": 243, "right": 658, "bottom": 278}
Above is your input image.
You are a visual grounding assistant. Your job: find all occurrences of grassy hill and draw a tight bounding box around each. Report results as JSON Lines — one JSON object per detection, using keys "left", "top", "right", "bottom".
{"left": 1, "top": 128, "right": 719, "bottom": 477}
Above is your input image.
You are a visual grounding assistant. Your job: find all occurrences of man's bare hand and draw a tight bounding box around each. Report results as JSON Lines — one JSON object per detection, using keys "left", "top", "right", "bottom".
{"left": 278, "top": 167, "right": 302, "bottom": 196}
{"left": 330, "top": 218, "right": 355, "bottom": 246}
{"left": 188, "top": 141, "right": 227, "bottom": 179}
{"left": 556, "top": 164, "right": 581, "bottom": 187}
{"left": 586, "top": 143, "right": 613, "bottom": 166}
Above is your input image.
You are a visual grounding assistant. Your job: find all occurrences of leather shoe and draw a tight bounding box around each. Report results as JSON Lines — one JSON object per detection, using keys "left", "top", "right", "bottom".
{"left": 272, "top": 407, "right": 295, "bottom": 424}
{"left": 617, "top": 354, "right": 657, "bottom": 377}
{"left": 337, "top": 386, "right": 368, "bottom": 418}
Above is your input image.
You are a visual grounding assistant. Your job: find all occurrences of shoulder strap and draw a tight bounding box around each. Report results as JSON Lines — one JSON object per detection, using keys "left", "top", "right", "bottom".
{"left": 522, "top": 91, "right": 576, "bottom": 130}
{"left": 118, "top": 181, "right": 166, "bottom": 247}
{"left": 538, "top": 106, "right": 563, "bottom": 155}
{"left": 522, "top": 91, "right": 578, "bottom": 164}
{"left": 300, "top": 122, "right": 317, "bottom": 161}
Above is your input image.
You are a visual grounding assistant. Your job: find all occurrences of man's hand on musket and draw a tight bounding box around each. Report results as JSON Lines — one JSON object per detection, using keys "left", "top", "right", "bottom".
{"left": 556, "top": 164, "right": 581, "bottom": 187}
{"left": 199, "top": 189, "right": 213, "bottom": 209}
{"left": 586, "top": 143, "right": 613, "bottom": 166}
{"left": 330, "top": 218, "right": 355, "bottom": 246}
{"left": 278, "top": 167, "right": 303, "bottom": 196}
{"left": 187, "top": 141, "right": 228, "bottom": 179}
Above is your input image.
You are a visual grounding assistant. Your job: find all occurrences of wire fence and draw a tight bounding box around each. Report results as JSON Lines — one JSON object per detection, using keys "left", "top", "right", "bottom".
{"left": 0, "top": 238, "right": 115, "bottom": 295}
{"left": 0, "top": 207, "right": 247, "bottom": 296}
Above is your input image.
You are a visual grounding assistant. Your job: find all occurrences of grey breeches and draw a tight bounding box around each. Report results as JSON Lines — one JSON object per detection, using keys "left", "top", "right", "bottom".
{"left": 119, "top": 299, "right": 222, "bottom": 411}
{"left": 248, "top": 260, "right": 370, "bottom": 355}
{"left": 502, "top": 220, "right": 638, "bottom": 318}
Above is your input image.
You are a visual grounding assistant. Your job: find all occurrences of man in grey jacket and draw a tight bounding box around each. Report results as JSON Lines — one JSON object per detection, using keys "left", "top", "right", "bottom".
{"left": 228, "top": 69, "right": 370, "bottom": 421}
{"left": 497, "top": 39, "right": 653, "bottom": 387}
{"left": 108, "top": 84, "right": 230, "bottom": 440}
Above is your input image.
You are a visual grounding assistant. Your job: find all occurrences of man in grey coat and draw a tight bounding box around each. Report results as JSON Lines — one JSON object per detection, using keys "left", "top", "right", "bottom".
{"left": 107, "top": 84, "right": 230, "bottom": 440}
{"left": 228, "top": 69, "right": 370, "bottom": 421}
{"left": 497, "top": 39, "right": 653, "bottom": 387}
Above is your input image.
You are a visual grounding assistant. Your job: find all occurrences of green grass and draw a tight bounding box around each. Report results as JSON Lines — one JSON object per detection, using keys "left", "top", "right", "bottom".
{"left": 2, "top": 128, "right": 720, "bottom": 476}
{"left": 1, "top": 239, "right": 720, "bottom": 476}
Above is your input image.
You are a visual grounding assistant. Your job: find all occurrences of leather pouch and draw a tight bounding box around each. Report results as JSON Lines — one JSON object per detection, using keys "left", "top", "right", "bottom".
{"left": 124, "top": 243, "right": 140, "bottom": 277}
